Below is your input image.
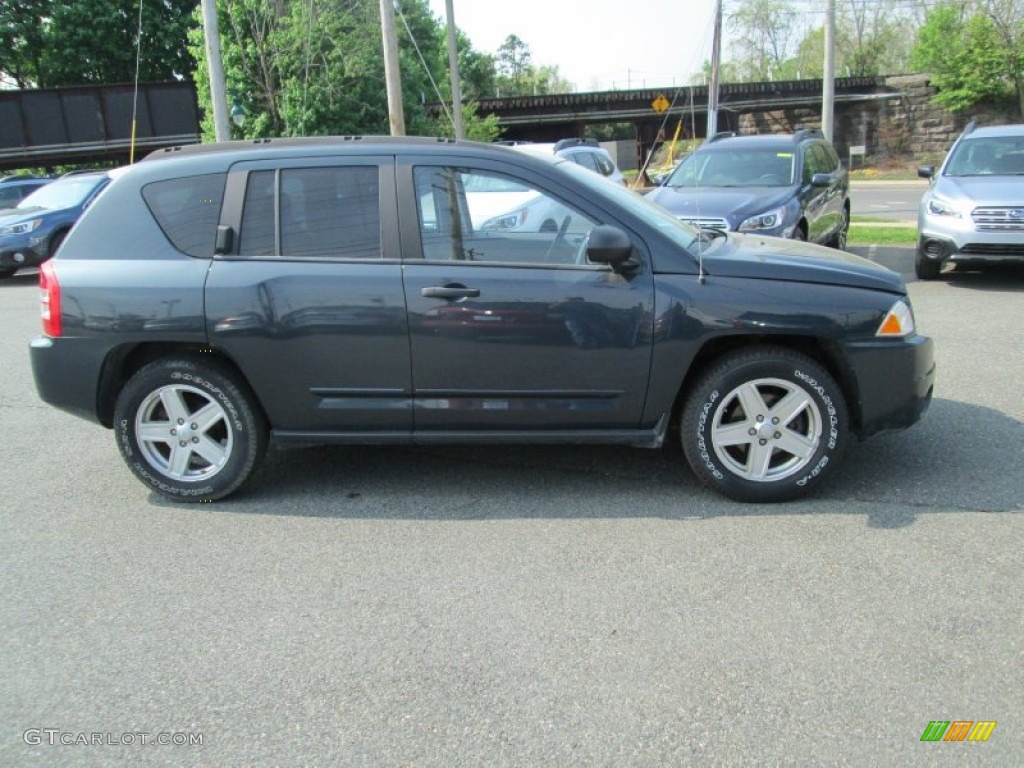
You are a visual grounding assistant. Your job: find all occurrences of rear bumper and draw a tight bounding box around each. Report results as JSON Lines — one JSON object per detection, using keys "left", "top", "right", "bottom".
{"left": 30, "top": 336, "right": 108, "bottom": 425}
{"left": 843, "top": 333, "right": 935, "bottom": 437}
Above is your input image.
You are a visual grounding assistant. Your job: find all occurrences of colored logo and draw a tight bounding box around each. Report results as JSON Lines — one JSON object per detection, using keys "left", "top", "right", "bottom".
{"left": 1008, "top": 209, "right": 1024, "bottom": 219}
{"left": 920, "top": 721, "right": 996, "bottom": 742}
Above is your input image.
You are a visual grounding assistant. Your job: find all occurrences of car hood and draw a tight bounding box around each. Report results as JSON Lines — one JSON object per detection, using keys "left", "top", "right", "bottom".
{"left": 646, "top": 185, "right": 793, "bottom": 220}
{"left": 700, "top": 233, "right": 905, "bottom": 293}
{"left": 933, "top": 175, "right": 1024, "bottom": 206}
{"left": 0, "top": 205, "right": 50, "bottom": 221}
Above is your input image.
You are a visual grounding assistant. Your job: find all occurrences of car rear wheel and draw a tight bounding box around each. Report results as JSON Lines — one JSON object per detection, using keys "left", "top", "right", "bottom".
{"left": 114, "top": 358, "right": 268, "bottom": 502}
{"left": 681, "top": 347, "right": 847, "bottom": 502}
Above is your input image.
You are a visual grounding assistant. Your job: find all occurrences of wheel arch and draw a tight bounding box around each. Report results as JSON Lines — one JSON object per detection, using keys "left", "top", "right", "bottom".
{"left": 671, "top": 334, "right": 863, "bottom": 435}
{"left": 96, "top": 342, "right": 269, "bottom": 429}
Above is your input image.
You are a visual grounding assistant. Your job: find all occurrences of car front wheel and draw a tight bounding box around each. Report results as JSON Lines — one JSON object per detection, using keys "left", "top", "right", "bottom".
{"left": 114, "top": 358, "right": 268, "bottom": 502}
{"left": 681, "top": 347, "right": 848, "bottom": 502}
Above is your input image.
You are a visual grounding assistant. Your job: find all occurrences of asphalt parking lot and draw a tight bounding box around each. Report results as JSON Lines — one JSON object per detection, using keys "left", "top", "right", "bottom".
{"left": 1, "top": 256, "right": 1022, "bottom": 766}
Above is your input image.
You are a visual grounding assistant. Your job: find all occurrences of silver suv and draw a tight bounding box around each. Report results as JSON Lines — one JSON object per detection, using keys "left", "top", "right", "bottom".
{"left": 916, "top": 123, "right": 1024, "bottom": 279}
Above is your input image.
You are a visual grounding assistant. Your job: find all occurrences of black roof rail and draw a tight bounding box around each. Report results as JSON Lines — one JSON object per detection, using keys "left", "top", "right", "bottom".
{"left": 0, "top": 174, "right": 47, "bottom": 183}
{"left": 59, "top": 168, "right": 108, "bottom": 177}
{"left": 705, "top": 131, "right": 735, "bottom": 144}
{"left": 793, "top": 127, "right": 824, "bottom": 142}
{"left": 553, "top": 137, "right": 599, "bottom": 152}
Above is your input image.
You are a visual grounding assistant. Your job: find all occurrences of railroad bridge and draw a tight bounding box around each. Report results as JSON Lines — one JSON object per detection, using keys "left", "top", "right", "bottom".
{"left": 2, "top": 75, "right": 946, "bottom": 172}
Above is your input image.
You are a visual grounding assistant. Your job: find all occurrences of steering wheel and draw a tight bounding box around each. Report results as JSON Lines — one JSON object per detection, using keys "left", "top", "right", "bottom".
{"left": 543, "top": 215, "right": 571, "bottom": 262}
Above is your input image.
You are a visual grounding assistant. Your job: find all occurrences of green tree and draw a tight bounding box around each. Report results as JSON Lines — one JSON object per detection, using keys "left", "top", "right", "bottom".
{"left": 727, "top": 0, "right": 799, "bottom": 81}
{"left": 495, "top": 34, "right": 532, "bottom": 93}
{"left": 1, "top": 0, "right": 197, "bottom": 88}
{"left": 910, "top": 3, "right": 1015, "bottom": 113}
{"left": 189, "top": 0, "right": 501, "bottom": 141}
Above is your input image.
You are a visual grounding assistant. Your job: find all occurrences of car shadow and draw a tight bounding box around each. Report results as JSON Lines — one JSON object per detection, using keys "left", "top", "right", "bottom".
{"left": 150, "top": 397, "right": 1022, "bottom": 525}
{"left": 940, "top": 264, "right": 1024, "bottom": 291}
{"left": 0, "top": 270, "right": 39, "bottom": 287}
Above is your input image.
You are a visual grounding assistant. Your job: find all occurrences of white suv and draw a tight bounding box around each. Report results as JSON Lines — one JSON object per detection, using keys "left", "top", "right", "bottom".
{"left": 916, "top": 123, "right": 1024, "bottom": 279}
{"left": 507, "top": 139, "right": 626, "bottom": 185}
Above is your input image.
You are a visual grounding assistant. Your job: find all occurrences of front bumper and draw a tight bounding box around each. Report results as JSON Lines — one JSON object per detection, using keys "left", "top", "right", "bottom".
{"left": 842, "top": 333, "right": 935, "bottom": 438}
{"left": 0, "top": 239, "right": 44, "bottom": 269}
{"left": 918, "top": 216, "right": 1024, "bottom": 266}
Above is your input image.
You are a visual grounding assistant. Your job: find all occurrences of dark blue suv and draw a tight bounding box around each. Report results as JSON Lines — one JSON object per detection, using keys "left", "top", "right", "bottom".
{"left": 0, "top": 171, "right": 112, "bottom": 278}
{"left": 646, "top": 130, "right": 850, "bottom": 248}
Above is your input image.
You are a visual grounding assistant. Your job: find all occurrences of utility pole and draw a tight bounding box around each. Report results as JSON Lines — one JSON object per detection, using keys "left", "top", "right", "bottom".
{"left": 379, "top": 0, "right": 405, "bottom": 136}
{"left": 706, "top": 0, "right": 722, "bottom": 138}
{"left": 200, "top": 0, "right": 230, "bottom": 142}
{"left": 445, "top": 0, "right": 464, "bottom": 139}
{"left": 822, "top": 0, "right": 836, "bottom": 141}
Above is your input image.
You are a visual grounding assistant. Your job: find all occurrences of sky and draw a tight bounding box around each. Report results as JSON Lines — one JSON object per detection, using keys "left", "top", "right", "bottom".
{"left": 426, "top": 0, "right": 719, "bottom": 93}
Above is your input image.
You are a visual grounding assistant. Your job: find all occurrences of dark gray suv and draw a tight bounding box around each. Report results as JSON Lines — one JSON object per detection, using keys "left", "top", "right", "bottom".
{"left": 30, "top": 137, "right": 933, "bottom": 504}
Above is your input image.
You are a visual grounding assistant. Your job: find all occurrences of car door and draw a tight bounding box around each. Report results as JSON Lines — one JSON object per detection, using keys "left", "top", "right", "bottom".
{"left": 204, "top": 156, "right": 412, "bottom": 434}
{"left": 803, "top": 143, "right": 843, "bottom": 242}
{"left": 397, "top": 156, "right": 655, "bottom": 432}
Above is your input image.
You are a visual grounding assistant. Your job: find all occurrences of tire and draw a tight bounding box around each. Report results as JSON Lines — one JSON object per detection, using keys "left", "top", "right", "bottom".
{"left": 114, "top": 358, "right": 268, "bottom": 502}
{"left": 915, "top": 250, "right": 941, "bottom": 280}
{"left": 681, "top": 347, "right": 848, "bottom": 503}
{"left": 48, "top": 230, "right": 67, "bottom": 258}
{"left": 830, "top": 208, "right": 849, "bottom": 250}
{"left": 793, "top": 224, "right": 808, "bottom": 242}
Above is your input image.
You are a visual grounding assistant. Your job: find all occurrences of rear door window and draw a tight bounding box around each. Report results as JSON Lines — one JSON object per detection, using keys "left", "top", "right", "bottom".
{"left": 237, "top": 165, "right": 381, "bottom": 259}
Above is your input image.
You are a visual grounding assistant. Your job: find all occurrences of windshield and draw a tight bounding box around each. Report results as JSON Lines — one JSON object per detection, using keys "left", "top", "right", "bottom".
{"left": 557, "top": 159, "right": 702, "bottom": 251}
{"left": 666, "top": 148, "right": 796, "bottom": 188}
{"left": 944, "top": 136, "right": 1024, "bottom": 176}
{"left": 17, "top": 176, "right": 105, "bottom": 210}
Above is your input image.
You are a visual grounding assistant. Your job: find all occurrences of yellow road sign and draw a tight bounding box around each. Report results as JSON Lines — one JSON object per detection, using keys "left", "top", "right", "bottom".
{"left": 651, "top": 95, "right": 670, "bottom": 113}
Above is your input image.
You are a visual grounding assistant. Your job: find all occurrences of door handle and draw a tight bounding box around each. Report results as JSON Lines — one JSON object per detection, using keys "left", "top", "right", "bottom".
{"left": 421, "top": 285, "right": 480, "bottom": 299}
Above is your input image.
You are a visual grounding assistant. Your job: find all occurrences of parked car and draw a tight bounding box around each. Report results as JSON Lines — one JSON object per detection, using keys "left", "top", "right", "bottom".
{"left": 30, "top": 137, "right": 933, "bottom": 504}
{"left": 916, "top": 122, "right": 1024, "bottom": 279}
{"left": 645, "top": 129, "right": 850, "bottom": 249}
{"left": 508, "top": 138, "right": 627, "bottom": 185}
{"left": 0, "top": 170, "right": 113, "bottom": 278}
{"left": 0, "top": 176, "right": 52, "bottom": 210}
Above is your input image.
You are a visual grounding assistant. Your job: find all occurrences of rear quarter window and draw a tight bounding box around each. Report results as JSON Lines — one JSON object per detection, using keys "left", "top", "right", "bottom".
{"left": 142, "top": 173, "right": 227, "bottom": 257}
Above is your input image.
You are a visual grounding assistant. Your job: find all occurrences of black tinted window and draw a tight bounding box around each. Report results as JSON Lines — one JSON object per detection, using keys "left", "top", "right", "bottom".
{"left": 238, "top": 166, "right": 381, "bottom": 259}
{"left": 142, "top": 173, "right": 226, "bottom": 257}
{"left": 239, "top": 171, "right": 276, "bottom": 256}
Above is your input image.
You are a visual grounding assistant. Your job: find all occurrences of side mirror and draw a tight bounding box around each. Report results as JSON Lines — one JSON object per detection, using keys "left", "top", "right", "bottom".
{"left": 810, "top": 172, "right": 832, "bottom": 187}
{"left": 586, "top": 225, "right": 634, "bottom": 268}
{"left": 917, "top": 165, "right": 935, "bottom": 179}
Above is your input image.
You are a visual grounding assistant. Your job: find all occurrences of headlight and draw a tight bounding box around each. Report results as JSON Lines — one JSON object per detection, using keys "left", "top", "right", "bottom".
{"left": 0, "top": 218, "right": 42, "bottom": 236}
{"left": 926, "top": 196, "right": 961, "bottom": 218}
{"left": 481, "top": 209, "right": 528, "bottom": 231}
{"left": 738, "top": 207, "right": 786, "bottom": 231}
{"left": 876, "top": 299, "right": 915, "bottom": 337}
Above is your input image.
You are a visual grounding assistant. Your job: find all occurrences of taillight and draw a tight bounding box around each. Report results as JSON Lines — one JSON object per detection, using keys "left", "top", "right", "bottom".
{"left": 40, "top": 261, "right": 62, "bottom": 337}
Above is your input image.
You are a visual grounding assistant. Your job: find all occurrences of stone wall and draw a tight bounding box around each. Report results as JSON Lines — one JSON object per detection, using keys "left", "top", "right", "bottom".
{"left": 735, "top": 74, "right": 1018, "bottom": 165}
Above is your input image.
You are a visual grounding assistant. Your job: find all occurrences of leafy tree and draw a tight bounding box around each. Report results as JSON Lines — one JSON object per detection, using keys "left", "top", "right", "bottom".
{"left": 1, "top": 0, "right": 198, "bottom": 88}
{"left": 910, "top": 3, "right": 1016, "bottom": 113}
{"left": 0, "top": 1, "right": 48, "bottom": 88}
{"left": 189, "top": 0, "right": 501, "bottom": 141}
{"left": 727, "top": 0, "right": 799, "bottom": 81}
{"left": 496, "top": 34, "right": 532, "bottom": 92}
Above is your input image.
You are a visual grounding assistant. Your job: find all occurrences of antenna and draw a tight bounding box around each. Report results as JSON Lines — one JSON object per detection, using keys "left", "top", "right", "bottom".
{"left": 690, "top": 85, "right": 706, "bottom": 285}
{"left": 129, "top": 0, "right": 144, "bottom": 163}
